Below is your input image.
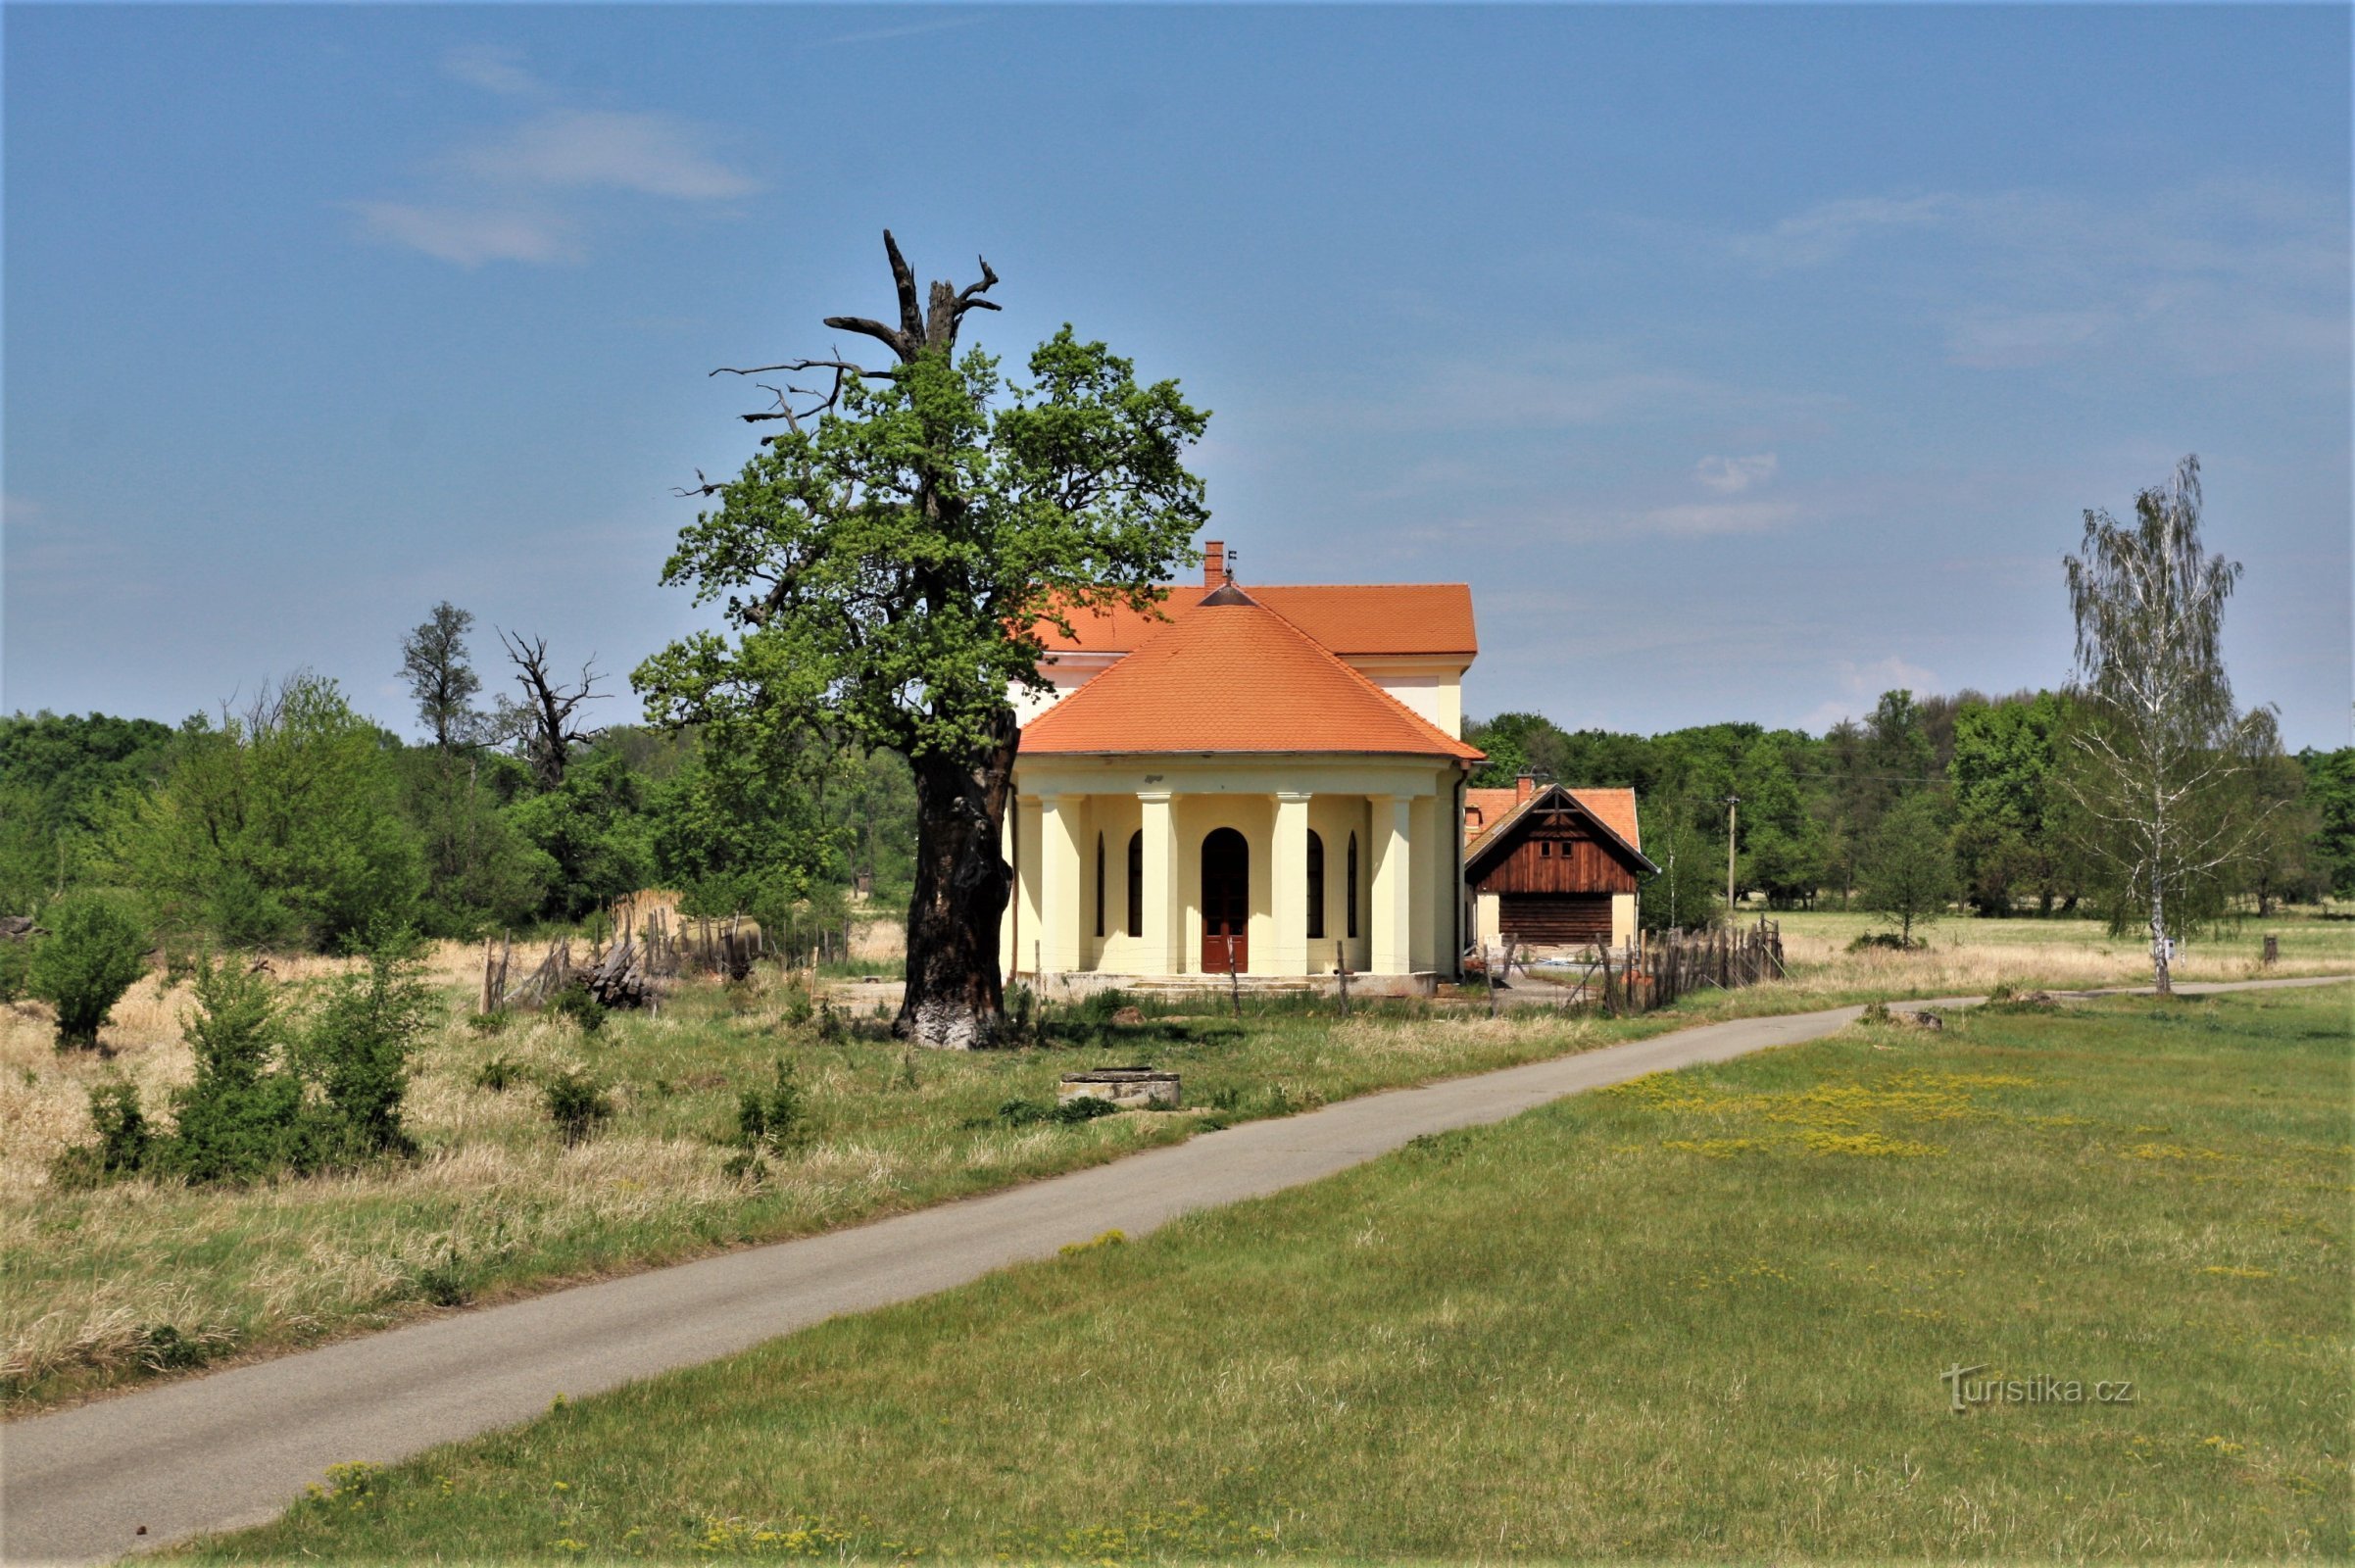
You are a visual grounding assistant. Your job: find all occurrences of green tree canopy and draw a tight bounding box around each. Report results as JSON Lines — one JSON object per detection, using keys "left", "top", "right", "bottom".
{"left": 637, "top": 234, "right": 1208, "bottom": 1047}
{"left": 102, "top": 675, "right": 423, "bottom": 951}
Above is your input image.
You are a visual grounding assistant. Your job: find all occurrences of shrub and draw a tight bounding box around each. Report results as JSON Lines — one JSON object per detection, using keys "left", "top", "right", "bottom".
{"left": 735, "top": 1059, "right": 808, "bottom": 1153}
{"left": 0, "top": 937, "right": 30, "bottom": 1003}
{"left": 542, "top": 1067, "right": 613, "bottom": 1146}
{"left": 299, "top": 923, "right": 433, "bottom": 1161}
{"left": 997, "top": 1094, "right": 1119, "bottom": 1128}
{"left": 27, "top": 892, "right": 150, "bottom": 1048}
{"left": 474, "top": 1054, "right": 527, "bottom": 1093}
{"left": 51, "top": 1076, "right": 153, "bottom": 1188}
{"left": 1846, "top": 931, "right": 1925, "bottom": 953}
{"left": 1073, "top": 988, "right": 1135, "bottom": 1027}
{"left": 779, "top": 983, "right": 814, "bottom": 1029}
{"left": 158, "top": 954, "right": 306, "bottom": 1185}
{"left": 466, "top": 1010, "right": 509, "bottom": 1037}
{"left": 549, "top": 981, "right": 606, "bottom": 1034}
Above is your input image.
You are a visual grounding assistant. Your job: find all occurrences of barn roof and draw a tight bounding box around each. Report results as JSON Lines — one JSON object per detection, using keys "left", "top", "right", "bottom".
{"left": 1463, "top": 784, "right": 1657, "bottom": 880}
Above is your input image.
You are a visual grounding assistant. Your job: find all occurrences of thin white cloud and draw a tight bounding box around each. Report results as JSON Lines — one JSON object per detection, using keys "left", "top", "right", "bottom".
{"left": 1797, "top": 655, "right": 1943, "bottom": 734}
{"left": 1732, "top": 194, "right": 1959, "bottom": 269}
{"left": 1638, "top": 500, "right": 1798, "bottom": 537}
{"left": 350, "top": 202, "right": 576, "bottom": 267}
{"left": 818, "top": 16, "right": 991, "bottom": 47}
{"left": 441, "top": 45, "right": 540, "bottom": 97}
{"left": 355, "top": 70, "right": 759, "bottom": 267}
{"left": 1730, "top": 181, "right": 2348, "bottom": 376}
{"left": 457, "top": 110, "right": 758, "bottom": 200}
{"left": 1693, "top": 453, "right": 1778, "bottom": 494}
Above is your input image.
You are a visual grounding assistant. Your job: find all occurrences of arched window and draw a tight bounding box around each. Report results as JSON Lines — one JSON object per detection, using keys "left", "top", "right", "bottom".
{"left": 1095, "top": 833, "right": 1106, "bottom": 939}
{"left": 1126, "top": 831, "right": 1144, "bottom": 937}
{"left": 1346, "top": 832, "right": 1359, "bottom": 940}
{"left": 1305, "top": 830, "right": 1326, "bottom": 940}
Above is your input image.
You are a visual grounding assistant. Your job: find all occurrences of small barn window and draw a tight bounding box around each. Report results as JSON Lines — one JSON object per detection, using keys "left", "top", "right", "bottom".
{"left": 1306, "top": 831, "right": 1326, "bottom": 940}
{"left": 1126, "top": 831, "right": 1144, "bottom": 937}
{"left": 1095, "top": 834, "right": 1106, "bottom": 938}
{"left": 1540, "top": 840, "right": 1553, "bottom": 858}
{"left": 1346, "top": 832, "right": 1360, "bottom": 939}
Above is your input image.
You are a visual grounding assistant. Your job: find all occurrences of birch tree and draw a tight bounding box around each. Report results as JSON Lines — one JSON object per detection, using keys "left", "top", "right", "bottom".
{"left": 2062, "top": 455, "right": 2271, "bottom": 995}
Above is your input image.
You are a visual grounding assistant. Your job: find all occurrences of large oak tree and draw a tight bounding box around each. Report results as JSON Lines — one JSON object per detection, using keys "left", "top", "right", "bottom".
{"left": 636, "top": 234, "right": 1208, "bottom": 1046}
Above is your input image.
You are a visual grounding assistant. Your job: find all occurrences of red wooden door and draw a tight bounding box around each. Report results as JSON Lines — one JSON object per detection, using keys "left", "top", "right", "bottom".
{"left": 1201, "top": 827, "right": 1250, "bottom": 972}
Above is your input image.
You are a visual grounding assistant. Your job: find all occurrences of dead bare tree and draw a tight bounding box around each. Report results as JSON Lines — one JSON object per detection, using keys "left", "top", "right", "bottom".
{"left": 496, "top": 630, "right": 608, "bottom": 791}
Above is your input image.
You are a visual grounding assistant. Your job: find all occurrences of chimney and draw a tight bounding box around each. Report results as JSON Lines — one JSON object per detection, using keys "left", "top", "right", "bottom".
{"left": 1515, "top": 772, "right": 1537, "bottom": 804}
{"left": 1202, "top": 540, "right": 1225, "bottom": 586}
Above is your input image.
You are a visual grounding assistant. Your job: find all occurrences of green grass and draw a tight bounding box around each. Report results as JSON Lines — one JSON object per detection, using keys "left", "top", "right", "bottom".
{"left": 183, "top": 985, "right": 2353, "bottom": 1563}
{"left": 6, "top": 970, "right": 1750, "bottom": 1410}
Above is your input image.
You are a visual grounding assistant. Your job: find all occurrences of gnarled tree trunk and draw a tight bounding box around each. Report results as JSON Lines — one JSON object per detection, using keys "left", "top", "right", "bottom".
{"left": 899, "top": 715, "right": 1018, "bottom": 1048}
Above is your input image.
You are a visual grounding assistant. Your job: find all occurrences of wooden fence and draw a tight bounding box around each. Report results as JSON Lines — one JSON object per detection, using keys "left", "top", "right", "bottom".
{"left": 1487, "top": 920, "right": 1785, "bottom": 1015}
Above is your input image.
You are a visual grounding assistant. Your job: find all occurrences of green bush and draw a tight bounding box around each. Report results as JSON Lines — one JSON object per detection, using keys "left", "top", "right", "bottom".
{"left": 550, "top": 981, "right": 607, "bottom": 1034}
{"left": 300, "top": 924, "right": 433, "bottom": 1161}
{"left": 473, "top": 1054, "right": 527, "bottom": 1093}
{"left": 50, "top": 1076, "right": 152, "bottom": 1189}
{"left": 734, "top": 1059, "right": 807, "bottom": 1153}
{"left": 28, "top": 892, "right": 150, "bottom": 1048}
{"left": 157, "top": 954, "right": 306, "bottom": 1185}
{"left": 542, "top": 1068, "right": 613, "bottom": 1146}
{"left": 0, "top": 938, "right": 30, "bottom": 1004}
{"left": 997, "top": 1094, "right": 1118, "bottom": 1128}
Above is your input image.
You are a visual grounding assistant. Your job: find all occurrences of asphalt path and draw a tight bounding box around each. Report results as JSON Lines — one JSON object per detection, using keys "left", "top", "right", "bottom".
{"left": 3, "top": 974, "right": 2343, "bottom": 1564}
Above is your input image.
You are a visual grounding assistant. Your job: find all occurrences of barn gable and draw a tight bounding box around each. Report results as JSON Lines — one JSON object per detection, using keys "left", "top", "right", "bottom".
{"left": 1464, "top": 784, "right": 1658, "bottom": 948}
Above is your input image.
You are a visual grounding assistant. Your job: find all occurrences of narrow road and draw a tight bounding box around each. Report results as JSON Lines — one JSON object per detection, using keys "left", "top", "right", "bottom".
{"left": 3, "top": 976, "right": 2341, "bottom": 1565}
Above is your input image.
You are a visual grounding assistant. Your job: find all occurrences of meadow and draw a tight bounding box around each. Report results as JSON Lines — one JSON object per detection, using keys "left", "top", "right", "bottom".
{"left": 5, "top": 909, "right": 2347, "bottom": 1412}
{"left": 177, "top": 984, "right": 2353, "bottom": 1563}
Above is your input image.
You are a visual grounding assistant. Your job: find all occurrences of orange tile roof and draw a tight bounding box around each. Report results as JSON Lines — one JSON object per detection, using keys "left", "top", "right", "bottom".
{"left": 1464, "top": 786, "right": 1643, "bottom": 850}
{"left": 1020, "top": 592, "right": 1484, "bottom": 760}
{"left": 1037, "top": 583, "right": 1477, "bottom": 659}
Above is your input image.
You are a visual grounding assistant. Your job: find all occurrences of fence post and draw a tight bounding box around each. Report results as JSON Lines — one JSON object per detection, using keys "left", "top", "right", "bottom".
{"left": 1336, "top": 941, "right": 1350, "bottom": 1018}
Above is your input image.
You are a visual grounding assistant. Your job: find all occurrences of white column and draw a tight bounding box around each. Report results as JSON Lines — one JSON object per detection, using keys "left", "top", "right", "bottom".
{"left": 1369, "top": 793, "right": 1414, "bottom": 975}
{"left": 1037, "top": 795, "right": 1085, "bottom": 973}
{"left": 1139, "top": 791, "right": 1180, "bottom": 975}
{"left": 1271, "top": 791, "right": 1313, "bottom": 975}
{"left": 1409, "top": 793, "right": 1436, "bottom": 973}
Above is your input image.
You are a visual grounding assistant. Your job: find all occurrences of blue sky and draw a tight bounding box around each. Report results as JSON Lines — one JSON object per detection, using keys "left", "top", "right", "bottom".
{"left": 6, "top": 4, "right": 2348, "bottom": 748}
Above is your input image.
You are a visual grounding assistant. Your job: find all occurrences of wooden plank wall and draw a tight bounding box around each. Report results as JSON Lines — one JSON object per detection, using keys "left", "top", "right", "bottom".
{"left": 1477, "top": 830, "right": 1639, "bottom": 895}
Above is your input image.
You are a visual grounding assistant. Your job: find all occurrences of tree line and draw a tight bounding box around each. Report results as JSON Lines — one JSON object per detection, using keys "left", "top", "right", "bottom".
{"left": 1473, "top": 685, "right": 2348, "bottom": 935}
{"left": 0, "top": 602, "right": 917, "bottom": 963}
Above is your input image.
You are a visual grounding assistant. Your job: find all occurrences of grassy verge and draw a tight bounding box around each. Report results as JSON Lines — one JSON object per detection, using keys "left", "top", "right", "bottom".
{"left": 5, "top": 959, "right": 1758, "bottom": 1412}
{"left": 182, "top": 985, "right": 2353, "bottom": 1563}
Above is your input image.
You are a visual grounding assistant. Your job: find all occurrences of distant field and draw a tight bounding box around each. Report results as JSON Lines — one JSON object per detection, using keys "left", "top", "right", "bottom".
{"left": 180, "top": 985, "right": 2353, "bottom": 1563}
{"left": 1765, "top": 906, "right": 2353, "bottom": 996}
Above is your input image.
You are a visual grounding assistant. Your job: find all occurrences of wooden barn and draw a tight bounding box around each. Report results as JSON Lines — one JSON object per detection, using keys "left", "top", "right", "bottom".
{"left": 1462, "top": 777, "right": 1656, "bottom": 951}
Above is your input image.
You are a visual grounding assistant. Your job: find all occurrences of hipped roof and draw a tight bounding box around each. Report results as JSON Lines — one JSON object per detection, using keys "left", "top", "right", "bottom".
{"left": 1035, "top": 583, "right": 1477, "bottom": 659}
{"left": 1020, "top": 590, "right": 1484, "bottom": 760}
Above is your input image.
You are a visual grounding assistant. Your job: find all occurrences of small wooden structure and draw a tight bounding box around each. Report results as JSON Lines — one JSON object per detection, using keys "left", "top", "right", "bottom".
{"left": 1464, "top": 781, "right": 1657, "bottom": 948}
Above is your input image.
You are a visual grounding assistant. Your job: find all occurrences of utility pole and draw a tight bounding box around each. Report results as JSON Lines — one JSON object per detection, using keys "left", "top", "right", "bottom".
{"left": 1724, "top": 794, "right": 1741, "bottom": 923}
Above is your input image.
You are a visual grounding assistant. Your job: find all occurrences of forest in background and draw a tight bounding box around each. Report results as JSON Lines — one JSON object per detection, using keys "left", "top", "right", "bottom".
{"left": 3, "top": 606, "right": 2348, "bottom": 962}
{"left": 0, "top": 603, "right": 917, "bottom": 962}
{"left": 1469, "top": 688, "right": 2355, "bottom": 937}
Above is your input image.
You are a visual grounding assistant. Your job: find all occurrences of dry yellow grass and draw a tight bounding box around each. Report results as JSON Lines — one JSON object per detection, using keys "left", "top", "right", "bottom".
{"left": 7, "top": 913, "right": 2346, "bottom": 1412}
